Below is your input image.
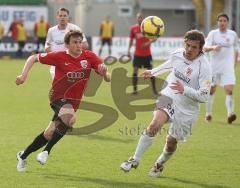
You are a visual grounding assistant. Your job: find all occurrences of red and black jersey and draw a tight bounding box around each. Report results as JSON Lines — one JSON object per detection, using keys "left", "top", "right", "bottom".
{"left": 129, "top": 24, "right": 151, "bottom": 56}
{"left": 38, "top": 50, "right": 102, "bottom": 110}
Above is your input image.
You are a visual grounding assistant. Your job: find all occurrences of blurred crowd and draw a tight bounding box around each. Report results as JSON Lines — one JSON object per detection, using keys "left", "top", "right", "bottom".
{"left": 0, "top": 16, "right": 49, "bottom": 57}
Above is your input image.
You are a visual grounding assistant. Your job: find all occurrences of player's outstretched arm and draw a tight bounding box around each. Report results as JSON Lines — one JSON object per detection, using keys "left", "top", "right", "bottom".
{"left": 98, "top": 64, "right": 111, "bottom": 82}
{"left": 15, "top": 55, "right": 38, "bottom": 85}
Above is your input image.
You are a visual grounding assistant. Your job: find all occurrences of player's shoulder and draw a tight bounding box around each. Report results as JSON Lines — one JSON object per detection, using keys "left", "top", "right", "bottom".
{"left": 171, "top": 48, "right": 184, "bottom": 57}
{"left": 198, "top": 53, "right": 211, "bottom": 69}
{"left": 48, "top": 25, "right": 58, "bottom": 33}
{"left": 82, "top": 49, "right": 98, "bottom": 58}
{"left": 67, "top": 23, "right": 81, "bottom": 30}
{"left": 131, "top": 24, "right": 139, "bottom": 30}
{"left": 207, "top": 29, "right": 218, "bottom": 36}
{"left": 227, "top": 29, "right": 238, "bottom": 36}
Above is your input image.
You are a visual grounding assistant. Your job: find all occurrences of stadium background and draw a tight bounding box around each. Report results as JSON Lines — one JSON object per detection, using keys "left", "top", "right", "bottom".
{"left": 0, "top": 0, "right": 240, "bottom": 187}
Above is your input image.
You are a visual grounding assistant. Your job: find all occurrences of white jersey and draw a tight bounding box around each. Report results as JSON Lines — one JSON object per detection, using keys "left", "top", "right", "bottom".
{"left": 205, "top": 29, "right": 238, "bottom": 74}
{"left": 151, "top": 48, "right": 212, "bottom": 116}
{"left": 45, "top": 23, "right": 87, "bottom": 77}
{"left": 45, "top": 23, "right": 87, "bottom": 51}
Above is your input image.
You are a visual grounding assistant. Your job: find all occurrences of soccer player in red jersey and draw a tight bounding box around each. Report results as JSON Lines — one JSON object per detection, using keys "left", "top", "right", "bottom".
{"left": 128, "top": 13, "right": 157, "bottom": 95}
{"left": 15, "top": 30, "right": 111, "bottom": 172}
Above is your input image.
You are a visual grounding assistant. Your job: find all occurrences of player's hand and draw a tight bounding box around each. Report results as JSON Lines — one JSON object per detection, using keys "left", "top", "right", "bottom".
{"left": 170, "top": 80, "right": 184, "bottom": 94}
{"left": 98, "top": 64, "right": 108, "bottom": 75}
{"left": 141, "top": 70, "right": 153, "bottom": 79}
{"left": 103, "top": 72, "right": 111, "bottom": 82}
{"left": 212, "top": 45, "right": 221, "bottom": 51}
{"left": 16, "top": 74, "right": 27, "bottom": 85}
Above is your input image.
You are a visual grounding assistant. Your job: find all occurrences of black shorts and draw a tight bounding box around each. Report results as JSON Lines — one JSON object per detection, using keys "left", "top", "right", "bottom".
{"left": 101, "top": 38, "right": 112, "bottom": 46}
{"left": 133, "top": 55, "right": 152, "bottom": 69}
{"left": 50, "top": 99, "right": 71, "bottom": 121}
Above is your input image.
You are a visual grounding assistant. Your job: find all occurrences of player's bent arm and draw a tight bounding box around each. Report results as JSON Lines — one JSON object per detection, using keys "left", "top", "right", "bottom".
{"left": 98, "top": 64, "right": 111, "bottom": 82}
{"left": 15, "top": 55, "right": 38, "bottom": 85}
{"left": 183, "top": 85, "right": 210, "bottom": 103}
{"left": 150, "top": 60, "right": 173, "bottom": 76}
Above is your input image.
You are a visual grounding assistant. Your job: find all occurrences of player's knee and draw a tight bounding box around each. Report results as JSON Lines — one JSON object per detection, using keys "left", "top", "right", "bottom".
{"left": 58, "top": 104, "right": 75, "bottom": 127}
{"left": 44, "top": 128, "right": 55, "bottom": 141}
{"left": 55, "top": 121, "right": 70, "bottom": 135}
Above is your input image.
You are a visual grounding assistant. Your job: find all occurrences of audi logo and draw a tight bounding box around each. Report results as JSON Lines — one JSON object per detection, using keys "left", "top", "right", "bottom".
{"left": 67, "top": 72, "right": 85, "bottom": 79}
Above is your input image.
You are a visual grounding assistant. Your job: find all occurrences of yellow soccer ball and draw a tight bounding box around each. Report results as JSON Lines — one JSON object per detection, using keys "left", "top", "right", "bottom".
{"left": 141, "top": 16, "right": 165, "bottom": 39}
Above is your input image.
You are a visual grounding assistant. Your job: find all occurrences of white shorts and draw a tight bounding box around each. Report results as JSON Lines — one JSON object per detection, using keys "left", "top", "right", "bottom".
{"left": 212, "top": 72, "right": 236, "bottom": 87}
{"left": 168, "top": 108, "right": 197, "bottom": 142}
{"left": 50, "top": 66, "right": 55, "bottom": 79}
{"left": 155, "top": 95, "right": 197, "bottom": 142}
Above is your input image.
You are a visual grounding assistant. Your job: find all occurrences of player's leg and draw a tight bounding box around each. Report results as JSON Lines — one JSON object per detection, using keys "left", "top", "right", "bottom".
{"left": 205, "top": 85, "right": 217, "bottom": 122}
{"left": 16, "top": 122, "right": 51, "bottom": 172}
{"left": 108, "top": 39, "right": 112, "bottom": 56}
{"left": 120, "top": 109, "right": 168, "bottom": 172}
{"left": 132, "top": 56, "right": 140, "bottom": 94}
{"left": 205, "top": 74, "right": 219, "bottom": 122}
{"left": 222, "top": 72, "right": 236, "bottom": 124}
{"left": 98, "top": 39, "right": 105, "bottom": 56}
{"left": 224, "top": 84, "right": 236, "bottom": 124}
{"left": 149, "top": 135, "right": 177, "bottom": 177}
{"left": 37, "top": 103, "right": 76, "bottom": 165}
{"left": 120, "top": 96, "right": 172, "bottom": 172}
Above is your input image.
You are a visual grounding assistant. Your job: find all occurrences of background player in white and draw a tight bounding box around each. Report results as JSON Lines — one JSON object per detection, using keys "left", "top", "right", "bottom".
{"left": 120, "top": 30, "right": 212, "bottom": 177}
{"left": 45, "top": 7, "right": 89, "bottom": 78}
{"left": 204, "top": 13, "right": 238, "bottom": 124}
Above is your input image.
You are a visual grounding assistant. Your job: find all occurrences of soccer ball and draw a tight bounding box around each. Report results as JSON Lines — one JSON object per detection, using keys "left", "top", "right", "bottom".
{"left": 141, "top": 16, "right": 165, "bottom": 39}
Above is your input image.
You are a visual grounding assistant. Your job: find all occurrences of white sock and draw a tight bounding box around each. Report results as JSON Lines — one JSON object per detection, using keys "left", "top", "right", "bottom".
{"left": 206, "top": 95, "right": 215, "bottom": 116}
{"left": 133, "top": 133, "right": 154, "bottom": 161}
{"left": 225, "top": 95, "right": 234, "bottom": 116}
{"left": 156, "top": 145, "right": 175, "bottom": 165}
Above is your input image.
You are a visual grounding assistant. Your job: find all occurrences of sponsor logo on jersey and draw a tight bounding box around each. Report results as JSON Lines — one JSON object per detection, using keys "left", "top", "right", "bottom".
{"left": 80, "top": 60, "right": 88, "bottom": 69}
{"left": 67, "top": 71, "right": 85, "bottom": 79}
{"left": 174, "top": 69, "right": 190, "bottom": 83}
{"left": 186, "top": 67, "right": 193, "bottom": 76}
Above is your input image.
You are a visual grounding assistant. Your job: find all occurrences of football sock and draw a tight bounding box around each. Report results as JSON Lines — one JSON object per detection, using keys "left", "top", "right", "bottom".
{"left": 226, "top": 95, "right": 234, "bottom": 116}
{"left": 156, "top": 145, "right": 175, "bottom": 165}
{"left": 21, "top": 132, "right": 48, "bottom": 160}
{"left": 133, "top": 133, "right": 154, "bottom": 161}
{"left": 132, "top": 73, "right": 138, "bottom": 92}
{"left": 206, "top": 94, "right": 215, "bottom": 116}
{"left": 43, "top": 130, "right": 64, "bottom": 154}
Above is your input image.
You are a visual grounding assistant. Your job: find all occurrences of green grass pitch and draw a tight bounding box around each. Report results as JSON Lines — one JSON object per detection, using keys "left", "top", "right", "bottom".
{"left": 0, "top": 59, "right": 240, "bottom": 188}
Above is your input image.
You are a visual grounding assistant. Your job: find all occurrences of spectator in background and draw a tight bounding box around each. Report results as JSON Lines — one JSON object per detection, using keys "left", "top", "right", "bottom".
{"left": 128, "top": 13, "right": 157, "bottom": 95}
{"left": 0, "top": 21, "right": 4, "bottom": 42}
{"left": 98, "top": 15, "right": 114, "bottom": 56}
{"left": 34, "top": 16, "right": 50, "bottom": 53}
{"left": 7, "top": 16, "right": 19, "bottom": 41}
{"left": 16, "top": 20, "right": 27, "bottom": 58}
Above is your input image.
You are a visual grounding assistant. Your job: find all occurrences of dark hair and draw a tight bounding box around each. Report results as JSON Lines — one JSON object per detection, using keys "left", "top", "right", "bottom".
{"left": 57, "top": 8, "right": 69, "bottom": 15}
{"left": 217, "top": 13, "right": 229, "bottom": 21}
{"left": 184, "top": 29, "right": 205, "bottom": 51}
{"left": 64, "top": 30, "right": 83, "bottom": 44}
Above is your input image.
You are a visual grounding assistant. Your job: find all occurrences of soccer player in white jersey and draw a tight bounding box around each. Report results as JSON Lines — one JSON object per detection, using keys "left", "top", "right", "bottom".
{"left": 204, "top": 13, "right": 238, "bottom": 124}
{"left": 45, "top": 8, "right": 89, "bottom": 78}
{"left": 120, "top": 30, "right": 212, "bottom": 177}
